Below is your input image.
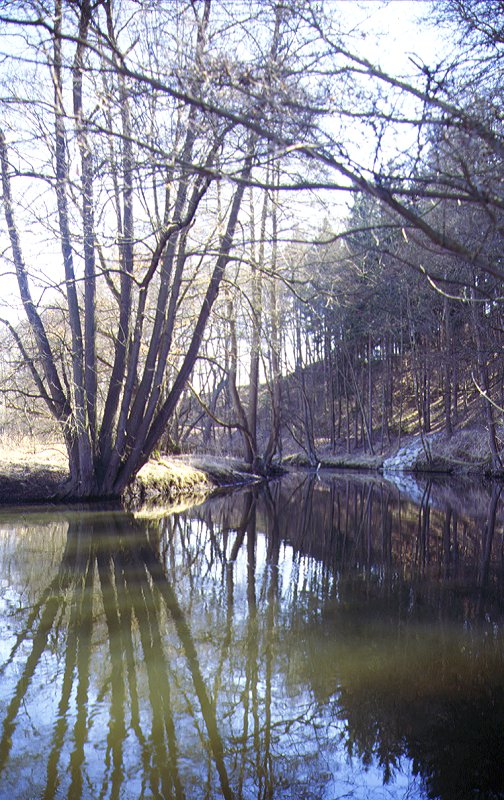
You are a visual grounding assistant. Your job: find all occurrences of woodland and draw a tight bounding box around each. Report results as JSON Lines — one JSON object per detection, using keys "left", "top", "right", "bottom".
{"left": 0, "top": 0, "right": 502, "bottom": 497}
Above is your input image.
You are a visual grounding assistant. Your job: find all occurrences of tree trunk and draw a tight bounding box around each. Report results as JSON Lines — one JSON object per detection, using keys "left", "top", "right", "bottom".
{"left": 443, "top": 295, "right": 453, "bottom": 438}
{"left": 263, "top": 175, "right": 282, "bottom": 468}
{"left": 470, "top": 288, "right": 501, "bottom": 470}
{"left": 227, "top": 297, "right": 255, "bottom": 463}
{"left": 112, "top": 151, "right": 254, "bottom": 493}
{"left": 54, "top": 0, "right": 94, "bottom": 493}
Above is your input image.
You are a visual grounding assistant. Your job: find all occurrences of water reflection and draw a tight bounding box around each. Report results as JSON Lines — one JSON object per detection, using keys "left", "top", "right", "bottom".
{"left": 0, "top": 474, "right": 504, "bottom": 799}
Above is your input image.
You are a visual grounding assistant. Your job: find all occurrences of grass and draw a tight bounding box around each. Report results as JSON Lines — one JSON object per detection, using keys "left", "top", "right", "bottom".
{"left": 0, "top": 422, "right": 499, "bottom": 507}
{"left": 0, "top": 441, "right": 68, "bottom": 503}
{"left": 283, "top": 422, "right": 503, "bottom": 476}
{"left": 0, "top": 443, "right": 263, "bottom": 506}
{"left": 128, "top": 455, "right": 263, "bottom": 508}
{"left": 127, "top": 457, "right": 212, "bottom": 505}
{"left": 282, "top": 452, "right": 384, "bottom": 470}
{"left": 0, "top": 441, "right": 68, "bottom": 475}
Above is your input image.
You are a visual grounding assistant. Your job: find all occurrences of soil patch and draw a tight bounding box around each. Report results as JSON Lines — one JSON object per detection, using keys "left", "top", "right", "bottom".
{"left": 0, "top": 444, "right": 68, "bottom": 503}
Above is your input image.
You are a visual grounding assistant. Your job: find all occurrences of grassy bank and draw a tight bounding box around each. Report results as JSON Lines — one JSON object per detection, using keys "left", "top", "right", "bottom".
{"left": 282, "top": 425, "right": 503, "bottom": 477}
{"left": 0, "top": 423, "right": 500, "bottom": 507}
{"left": 0, "top": 445, "right": 264, "bottom": 505}
{"left": 127, "top": 455, "right": 263, "bottom": 505}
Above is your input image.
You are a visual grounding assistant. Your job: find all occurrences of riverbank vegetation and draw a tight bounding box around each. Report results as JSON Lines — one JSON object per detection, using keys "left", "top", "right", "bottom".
{"left": 0, "top": 443, "right": 262, "bottom": 504}
{"left": 0, "top": 1, "right": 503, "bottom": 498}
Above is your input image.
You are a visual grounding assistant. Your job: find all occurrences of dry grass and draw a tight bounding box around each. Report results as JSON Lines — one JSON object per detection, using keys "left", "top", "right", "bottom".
{"left": 0, "top": 441, "right": 263, "bottom": 505}
{"left": 0, "top": 441, "right": 68, "bottom": 476}
{"left": 283, "top": 452, "right": 384, "bottom": 470}
{"left": 286, "top": 424, "right": 502, "bottom": 476}
{"left": 0, "top": 441, "right": 68, "bottom": 502}
{"left": 176, "top": 455, "right": 264, "bottom": 485}
{"left": 416, "top": 426, "right": 494, "bottom": 471}
{"left": 320, "top": 453, "right": 385, "bottom": 470}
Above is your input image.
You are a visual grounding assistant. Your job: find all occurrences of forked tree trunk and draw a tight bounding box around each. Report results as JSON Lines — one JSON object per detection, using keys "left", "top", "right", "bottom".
{"left": 0, "top": 1, "right": 293, "bottom": 498}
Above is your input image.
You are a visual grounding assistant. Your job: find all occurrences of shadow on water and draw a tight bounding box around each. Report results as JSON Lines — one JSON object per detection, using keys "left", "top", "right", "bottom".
{"left": 0, "top": 473, "right": 504, "bottom": 798}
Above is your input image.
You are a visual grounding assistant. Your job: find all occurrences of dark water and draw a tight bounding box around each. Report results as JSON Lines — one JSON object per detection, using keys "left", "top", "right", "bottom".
{"left": 1, "top": 471, "right": 504, "bottom": 800}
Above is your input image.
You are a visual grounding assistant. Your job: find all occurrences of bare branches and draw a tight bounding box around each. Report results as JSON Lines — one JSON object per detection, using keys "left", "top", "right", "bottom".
{"left": 0, "top": 128, "right": 71, "bottom": 424}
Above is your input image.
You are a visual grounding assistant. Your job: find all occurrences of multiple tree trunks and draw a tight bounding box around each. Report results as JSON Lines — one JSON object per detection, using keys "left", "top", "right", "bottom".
{"left": 0, "top": 2, "right": 288, "bottom": 496}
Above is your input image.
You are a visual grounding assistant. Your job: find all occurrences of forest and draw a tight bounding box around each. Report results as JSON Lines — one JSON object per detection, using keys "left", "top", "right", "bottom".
{"left": 0, "top": 0, "right": 502, "bottom": 497}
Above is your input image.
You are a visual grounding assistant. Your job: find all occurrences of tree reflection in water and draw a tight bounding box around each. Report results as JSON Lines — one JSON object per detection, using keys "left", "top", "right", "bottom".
{"left": 0, "top": 474, "right": 504, "bottom": 799}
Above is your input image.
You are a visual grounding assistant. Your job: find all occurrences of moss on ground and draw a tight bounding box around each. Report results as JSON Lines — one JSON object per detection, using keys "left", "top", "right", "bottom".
{"left": 282, "top": 452, "right": 384, "bottom": 470}
{"left": 127, "top": 458, "right": 212, "bottom": 505}
{"left": 129, "top": 455, "right": 264, "bottom": 511}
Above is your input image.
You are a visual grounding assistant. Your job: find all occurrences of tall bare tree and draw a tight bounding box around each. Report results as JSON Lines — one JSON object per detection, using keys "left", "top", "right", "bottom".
{"left": 0, "top": 0, "right": 313, "bottom": 495}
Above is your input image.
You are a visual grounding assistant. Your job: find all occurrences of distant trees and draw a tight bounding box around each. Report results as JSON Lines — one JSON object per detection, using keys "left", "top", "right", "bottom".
{"left": 181, "top": 0, "right": 504, "bottom": 461}
{"left": 291, "top": 0, "right": 504, "bottom": 458}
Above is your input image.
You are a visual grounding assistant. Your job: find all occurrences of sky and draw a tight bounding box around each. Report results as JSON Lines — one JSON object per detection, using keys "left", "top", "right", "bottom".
{"left": 287, "top": 1, "right": 448, "bottom": 239}
{"left": 336, "top": 0, "right": 444, "bottom": 66}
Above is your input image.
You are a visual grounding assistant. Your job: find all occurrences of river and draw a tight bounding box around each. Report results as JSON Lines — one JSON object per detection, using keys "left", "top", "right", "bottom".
{"left": 0, "top": 471, "right": 503, "bottom": 799}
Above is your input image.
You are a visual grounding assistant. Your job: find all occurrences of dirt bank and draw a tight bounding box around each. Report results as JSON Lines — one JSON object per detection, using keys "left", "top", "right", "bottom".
{"left": 0, "top": 424, "right": 500, "bottom": 507}
{"left": 0, "top": 446, "right": 263, "bottom": 506}
{"left": 283, "top": 425, "right": 503, "bottom": 477}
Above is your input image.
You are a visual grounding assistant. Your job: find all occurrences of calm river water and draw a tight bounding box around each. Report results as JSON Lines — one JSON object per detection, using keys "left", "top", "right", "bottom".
{"left": 0, "top": 471, "right": 504, "bottom": 800}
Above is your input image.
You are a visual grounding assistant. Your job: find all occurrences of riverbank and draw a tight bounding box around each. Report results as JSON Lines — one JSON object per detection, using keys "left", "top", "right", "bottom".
{"left": 283, "top": 425, "right": 503, "bottom": 477}
{"left": 0, "top": 424, "right": 501, "bottom": 505}
{"left": 0, "top": 445, "right": 264, "bottom": 505}
{"left": 125, "top": 455, "right": 264, "bottom": 506}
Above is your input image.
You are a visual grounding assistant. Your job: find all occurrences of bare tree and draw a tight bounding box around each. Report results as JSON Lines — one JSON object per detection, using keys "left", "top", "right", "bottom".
{"left": 0, "top": 0, "right": 312, "bottom": 496}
